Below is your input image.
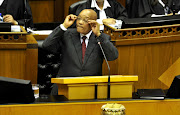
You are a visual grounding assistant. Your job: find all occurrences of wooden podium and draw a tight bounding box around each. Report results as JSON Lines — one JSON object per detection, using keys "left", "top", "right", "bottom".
{"left": 51, "top": 75, "right": 138, "bottom": 100}
{"left": 0, "top": 26, "right": 38, "bottom": 83}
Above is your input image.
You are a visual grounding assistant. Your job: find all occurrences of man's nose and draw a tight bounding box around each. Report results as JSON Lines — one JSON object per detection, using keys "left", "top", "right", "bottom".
{"left": 78, "top": 20, "right": 84, "bottom": 25}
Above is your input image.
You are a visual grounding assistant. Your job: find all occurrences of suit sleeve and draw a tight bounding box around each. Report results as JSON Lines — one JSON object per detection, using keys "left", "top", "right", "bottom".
{"left": 42, "top": 26, "right": 64, "bottom": 54}
{"left": 97, "top": 33, "right": 118, "bottom": 61}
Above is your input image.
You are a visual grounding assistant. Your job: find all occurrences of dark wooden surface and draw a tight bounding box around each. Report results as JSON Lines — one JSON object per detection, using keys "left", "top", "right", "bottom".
{"left": 29, "top": 0, "right": 126, "bottom": 23}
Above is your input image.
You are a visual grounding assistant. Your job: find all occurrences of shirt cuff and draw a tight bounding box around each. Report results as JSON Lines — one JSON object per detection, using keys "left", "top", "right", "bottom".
{"left": 60, "top": 24, "right": 67, "bottom": 31}
{"left": 178, "top": 11, "right": 180, "bottom": 14}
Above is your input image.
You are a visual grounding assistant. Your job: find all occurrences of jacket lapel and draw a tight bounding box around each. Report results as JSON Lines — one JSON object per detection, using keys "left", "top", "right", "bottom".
{"left": 82, "top": 33, "right": 97, "bottom": 67}
{"left": 70, "top": 30, "right": 83, "bottom": 66}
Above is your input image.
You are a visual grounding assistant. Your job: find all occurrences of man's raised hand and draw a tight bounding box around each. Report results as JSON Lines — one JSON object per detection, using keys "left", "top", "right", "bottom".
{"left": 88, "top": 20, "right": 101, "bottom": 37}
{"left": 63, "top": 14, "right": 77, "bottom": 29}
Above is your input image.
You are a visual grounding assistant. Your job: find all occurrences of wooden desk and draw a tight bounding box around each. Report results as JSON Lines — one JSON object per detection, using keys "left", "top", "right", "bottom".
{"left": 0, "top": 98, "right": 180, "bottom": 115}
{"left": 0, "top": 28, "right": 38, "bottom": 83}
{"left": 33, "top": 34, "right": 48, "bottom": 41}
{"left": 103, "top": 24, "right": 180, "bottom": 90}
{"left": 52, "top": 75, "right": 138, "bottom": 100}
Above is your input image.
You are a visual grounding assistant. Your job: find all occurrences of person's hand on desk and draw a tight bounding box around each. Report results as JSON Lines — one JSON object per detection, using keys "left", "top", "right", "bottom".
{"left": 166, "top": 13, "right": 174, "bottom": 16}
{"left": 3, "top": 14, "right": 18, "bottom": 25}
{"left": 102, "top": 18, "right": 116, "bottom": 25}
{"left": 167, "top": 12, "right": 180, "bottom": 15}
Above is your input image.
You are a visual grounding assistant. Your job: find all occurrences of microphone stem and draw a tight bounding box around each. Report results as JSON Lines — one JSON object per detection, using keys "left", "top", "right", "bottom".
{"left": 24, "top": 0, "right": 27, "bottom": 31}
{"left": 98, "top": 41, "right": 111, "bottom": 100}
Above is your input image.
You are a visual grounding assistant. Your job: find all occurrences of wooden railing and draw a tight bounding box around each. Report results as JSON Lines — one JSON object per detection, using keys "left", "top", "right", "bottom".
{"left": 104, "top": 24, "right": 180, "bottom": 40}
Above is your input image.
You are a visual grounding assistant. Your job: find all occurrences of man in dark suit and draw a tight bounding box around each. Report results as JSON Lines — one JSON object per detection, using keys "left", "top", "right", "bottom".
{"left": 43, "top": 9, "right": 118, "bottom": 94}
{"left": 0, "top": 0, "right": 33, "bottom": 28}
{"left": 43, "top": 9, "right": 118, "bottom": 77}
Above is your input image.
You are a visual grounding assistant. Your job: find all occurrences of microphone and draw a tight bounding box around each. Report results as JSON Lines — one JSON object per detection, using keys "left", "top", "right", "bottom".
{"left": 172, "top": 2, "right": 176, "bottom": 15}
{"left": 97, "top": 39, "right": 111, "bottom": 100}
{"left": 24, "top": 0, "right": 28, "bottom": 31}
{"left": 171, "top": 0, "right": 176, "bottom": 15}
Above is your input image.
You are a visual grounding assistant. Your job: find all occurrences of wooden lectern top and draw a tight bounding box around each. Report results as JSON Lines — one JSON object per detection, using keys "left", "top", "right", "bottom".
{"left": 0, "top": 26, "right": 27, "bottom": 43}
{"left": 51, "top": 75, "right": 138, "bottom": 84}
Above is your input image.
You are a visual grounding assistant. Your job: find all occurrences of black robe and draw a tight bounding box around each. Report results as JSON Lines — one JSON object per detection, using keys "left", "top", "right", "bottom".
{"left": 0, "top": 0, "right": 33, "bottom": 28}
{"left": 70, "top": 0, "right": 128, "bottom": 20}
{"left": 170, "top": 0, "right": 180, "bottom": 12}
{"left": 127, "top": 0, "right": 179, "bottom": 18}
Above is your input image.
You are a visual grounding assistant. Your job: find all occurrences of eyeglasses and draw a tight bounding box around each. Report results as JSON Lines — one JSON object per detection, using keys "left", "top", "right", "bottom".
{"left": 77, "top": 17, "right": 89, "bottom": 23}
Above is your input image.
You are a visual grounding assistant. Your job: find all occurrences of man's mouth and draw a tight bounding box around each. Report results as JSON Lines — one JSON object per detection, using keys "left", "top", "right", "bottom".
{"left": 77, "top": 25, "right": 83, "bottom": 28}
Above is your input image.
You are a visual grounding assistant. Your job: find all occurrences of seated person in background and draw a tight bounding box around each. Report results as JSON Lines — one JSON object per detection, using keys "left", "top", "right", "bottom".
{"left": 42, "top": 9, "right": 118, "bottom": 94}
{"left": 130, "top": 0, "right": 180, "bottom": 18}
{"left": 0, "top": 0, "right": 33, "bottom": 28}
{"left": 69, "top": 0, "right": 128, "bottom": 30}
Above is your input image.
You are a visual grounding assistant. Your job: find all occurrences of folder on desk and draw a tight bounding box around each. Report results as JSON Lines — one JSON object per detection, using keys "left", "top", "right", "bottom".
{"left": 0, "top": 22, "right": 11, "bottom": 32}
{"left": 137, "top": 89, "right": 165, "bottom": 100}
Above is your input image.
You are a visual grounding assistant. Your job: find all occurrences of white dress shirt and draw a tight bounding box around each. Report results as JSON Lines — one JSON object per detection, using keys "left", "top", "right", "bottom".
{"left": 80, "top": 31, "right": 92, "bottom": 48}
{"left": 91, "top": 0, "right": 111, "bottom": 30}
{"left": 60, "top": 24, "right": 67, "bottom": 31}
{"left": 0, "top": 0, "right": 4, "bottom": 6}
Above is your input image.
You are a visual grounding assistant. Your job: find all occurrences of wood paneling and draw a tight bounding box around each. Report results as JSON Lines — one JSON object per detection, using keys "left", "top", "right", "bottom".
{"left": 0, "top": 34, "right": 38, "bottom": 84}
{"left": 54, "top": 0, "right": 64, "bottom": 22}
{"left": 64, "top": 0, "right": 79, "bottom": 18}
{"left": 0, "top": 50, "right": 26, "bottom": 78}
{"left": 103, "top": 24, "right": 180, "bottom": 91}
{"left": 29, "top": 0, "right": 126, "bottom": 23}
{"left": 117, "top": 0, "right": 126, "bottom": 6}
{"left": 0, "top": 99, "right": 180, "bottom": 115}
{"left": 29, "top": 0, "right": 55, "bottom": 23}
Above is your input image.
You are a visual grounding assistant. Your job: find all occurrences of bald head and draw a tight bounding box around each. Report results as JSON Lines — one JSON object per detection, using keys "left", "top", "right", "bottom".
{"left": 79, "top": 9, "right": 97, "bottom": 20}
{"left": 76, "top": 9, "right": 97, "bottom": 34}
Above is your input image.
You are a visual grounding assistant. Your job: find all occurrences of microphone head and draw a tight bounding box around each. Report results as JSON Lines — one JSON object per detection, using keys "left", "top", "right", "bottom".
{"left": 96, "top": 38, "right": 101, "bottom": 45}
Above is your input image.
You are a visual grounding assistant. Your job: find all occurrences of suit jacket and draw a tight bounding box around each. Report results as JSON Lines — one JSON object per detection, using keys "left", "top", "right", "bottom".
{"left": 5, "top": 0, "right": 33, "bottom": 28}
{"left": 42, "top": 26, "right": 118, "bottom": 77}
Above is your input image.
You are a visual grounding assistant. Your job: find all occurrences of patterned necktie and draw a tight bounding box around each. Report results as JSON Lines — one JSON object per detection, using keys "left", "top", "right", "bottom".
{"left": 82, "top": 36, "right": 87, "bottom": 63}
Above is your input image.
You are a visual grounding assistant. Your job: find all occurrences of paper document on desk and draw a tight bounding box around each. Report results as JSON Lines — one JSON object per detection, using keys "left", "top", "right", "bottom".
{"left": 26, "top": 28, "right": 52, "bottom": 35}
{"left": 29, "top": 30, "right": 52, "bottom": 35}
{"left": 31, "top": 30, "right": 52, "bottom": 35}
{"left": 11, "top": 25, "right": 21, "bottom": 32}
{"left": 109, "top": 20, "right": 123, "bottom": 29}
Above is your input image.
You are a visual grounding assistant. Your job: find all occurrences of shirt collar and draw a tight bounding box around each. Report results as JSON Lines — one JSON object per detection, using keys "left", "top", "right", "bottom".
{"left": 80, "top": 30, "right": 92, "bottom": 39}
{"left": 91, "top": 0, "right": 111, "bottom": 10}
